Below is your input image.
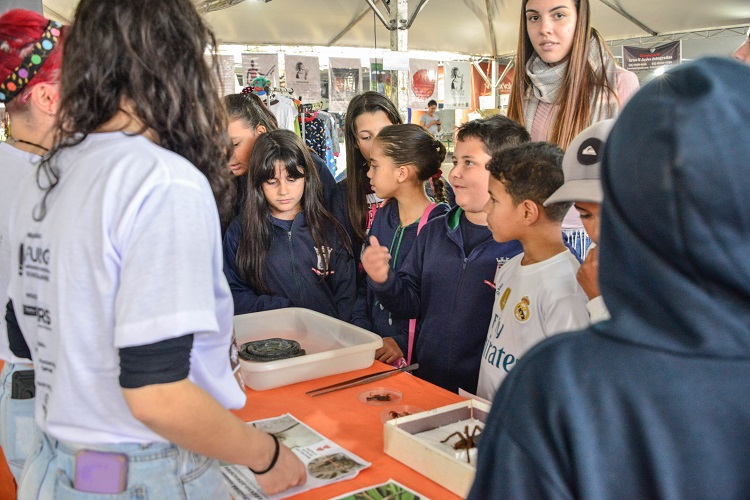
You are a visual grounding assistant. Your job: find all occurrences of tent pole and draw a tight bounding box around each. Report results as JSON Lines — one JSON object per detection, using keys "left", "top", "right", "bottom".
{"left": 390, "top": 0, "right": 409, "bottom": 122}
{"left": 491, "top": 58, "right": 498, "bottom": 109}
{"left": 484, "top": 0, "right": 498, "bottom": 57}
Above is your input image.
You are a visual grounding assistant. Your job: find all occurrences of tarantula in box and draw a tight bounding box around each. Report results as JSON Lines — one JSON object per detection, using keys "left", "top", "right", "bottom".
{"left": 440, "top": 424, "right": 482, "bottom": 464}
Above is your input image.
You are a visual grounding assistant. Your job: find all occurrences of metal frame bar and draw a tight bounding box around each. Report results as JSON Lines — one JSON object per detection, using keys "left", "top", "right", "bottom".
{"left": 606, "top": 25, "right": 748, "bottom": 47}
{"left": 406, "top": 0, "right": 431, "bottom": 29}
{"left": 494, "top": 58, "right": 514, "bottom": 89}
{"left": 598, "top": 0, "right": 657, "bottom": 36}
{"left": 328, "top": 0, "right": 381, "bottom": 45}
{"left": 365, "top": 0, "right": 391, "bottom": 29}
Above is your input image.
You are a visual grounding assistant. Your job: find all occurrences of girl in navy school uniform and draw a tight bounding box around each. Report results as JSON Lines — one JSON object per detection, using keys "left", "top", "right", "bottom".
{"left": 362, "top": 116, "right": 529, "bottom": 393}
{"left": 223, "top": 129, "right": 355, "bottom": 320}
{"left": 352, "top": 124, "right": 450, "bottom": 365}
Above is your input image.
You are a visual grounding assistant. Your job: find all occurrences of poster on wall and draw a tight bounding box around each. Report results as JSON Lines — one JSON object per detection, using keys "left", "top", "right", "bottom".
{"left": 329, "top": 58, "right": 362, "bottom": 113}
{"left": 408, "top": 58, "right": 438, "bottom": 109}
{"left": 241, "top": 53, "right": 279, "bottom": 88}
{"left": 285, "top": 54, "right": 321, "bottom": 102}
{"left": 622, "top": 40, "right": 681, "bottom": 71}
{"left": 204, "top": 54, "right": 237, "bottom": 97}
{"left": 370, "top": 61, "right": 391, "bottom": 95}
{"left": 443, "top": 61, "right": 471, "bottom": 109}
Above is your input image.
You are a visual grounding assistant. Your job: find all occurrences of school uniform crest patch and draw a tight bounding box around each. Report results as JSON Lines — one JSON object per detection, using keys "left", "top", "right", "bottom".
{"left": 312, "top": 246, "right": 334, "bottom": 276}
{"left": 514, "top": 296, "right": 531, "bottom": 322}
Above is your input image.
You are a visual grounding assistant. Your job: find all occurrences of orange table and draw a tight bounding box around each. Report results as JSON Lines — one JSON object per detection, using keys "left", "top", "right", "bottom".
{"left": 0, "top": 361, "right": 15, "bottom": 498}
{"left": 0, "top": 361, "right": 466, "bottom": 499}
{"left": 233, "top": 361, "right": 466, "bottom": 499}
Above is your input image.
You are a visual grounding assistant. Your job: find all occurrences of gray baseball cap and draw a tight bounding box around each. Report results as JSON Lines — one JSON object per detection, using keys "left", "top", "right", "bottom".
{"left": 544, "top": 119, "right": 614, "bottom": 206}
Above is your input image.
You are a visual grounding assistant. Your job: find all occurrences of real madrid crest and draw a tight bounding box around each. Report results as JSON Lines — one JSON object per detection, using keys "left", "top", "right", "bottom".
{"left": 514, "top": 296, "right": 531, "bottom": 322}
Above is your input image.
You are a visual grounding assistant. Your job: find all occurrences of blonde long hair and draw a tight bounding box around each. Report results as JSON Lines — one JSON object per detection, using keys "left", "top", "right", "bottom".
{"left": 508, "top": 0, "right": 618, "bottom": 150}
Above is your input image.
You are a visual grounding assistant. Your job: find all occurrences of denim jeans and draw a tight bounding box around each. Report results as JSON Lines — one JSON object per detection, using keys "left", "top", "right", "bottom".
{"left": 18, "top": 428, "right": 230, "bottom": 499}
{"left": 0, "top": 362, "right": 36, "bottom": 481}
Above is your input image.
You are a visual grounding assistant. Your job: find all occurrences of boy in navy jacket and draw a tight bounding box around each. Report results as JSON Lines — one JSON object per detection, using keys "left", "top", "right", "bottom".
{"left": 362, "top": 115, "right": 529, "bottom": 393}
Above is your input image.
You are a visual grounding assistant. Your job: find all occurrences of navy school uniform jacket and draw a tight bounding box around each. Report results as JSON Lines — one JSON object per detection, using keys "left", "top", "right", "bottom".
{"left": 369, "top": 206, "right": 523, "bottom": 393}
{"left": 223, "top": 212, "right": 356, "bottom": 320}
{"left": 352, "top": 200, "right": 450, "bottom": 353}
{"left": 331, "top": 177, "right": 457, "bottom": 284}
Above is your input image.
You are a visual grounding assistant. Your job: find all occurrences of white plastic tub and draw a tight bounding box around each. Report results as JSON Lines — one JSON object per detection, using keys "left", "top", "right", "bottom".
{"left": 234, "top": 308, "right": 383, "bottom": 391}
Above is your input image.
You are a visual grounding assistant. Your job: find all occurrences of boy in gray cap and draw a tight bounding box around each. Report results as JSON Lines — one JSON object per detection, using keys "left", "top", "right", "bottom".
{"left": 469, "top": 57, "right": 750, "bottom": 499}
{"left": 544, "top": 119, "right": 614, "bottom": 323}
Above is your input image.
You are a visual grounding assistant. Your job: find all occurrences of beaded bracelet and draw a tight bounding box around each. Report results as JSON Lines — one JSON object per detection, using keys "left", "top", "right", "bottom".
{"left": 249, "top": 433, "right": 280, "bottom": 475}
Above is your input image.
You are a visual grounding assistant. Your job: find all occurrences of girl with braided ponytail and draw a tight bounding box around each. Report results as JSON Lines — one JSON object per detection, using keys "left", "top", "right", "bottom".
{"left": 352, "top": 124, "right": 450, "bottom": 365}
{"left": 361, "top": 115, "right": 528, "bottom": 393}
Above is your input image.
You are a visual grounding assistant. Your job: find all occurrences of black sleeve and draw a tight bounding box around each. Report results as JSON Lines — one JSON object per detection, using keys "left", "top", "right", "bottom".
{"left": 119, "top": 334, "right": 194, "bottom": 389}
{"left": 6, "top": 299, "right": 31, "bottom": 360}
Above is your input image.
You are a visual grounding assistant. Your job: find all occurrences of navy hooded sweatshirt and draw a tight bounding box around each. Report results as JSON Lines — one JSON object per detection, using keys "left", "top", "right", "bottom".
{"left": 352, "top": 199, "right": 450, "bottom": 354}
{"left": 223, "top": 212, "right": 355, "bottom": 320}
{"left": 370, "top": 206, "right": 522, "bottom": 393}
{"left": 470, "top": 58, "right": 750, "bottom": 499}
{"left": 331, "top": 177, "right": 457, "bottom": 284}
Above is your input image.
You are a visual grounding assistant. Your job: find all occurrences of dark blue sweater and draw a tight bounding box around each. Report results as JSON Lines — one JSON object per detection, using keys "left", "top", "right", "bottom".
{"left": 331, "top": 177, "right": 457, "bottom": 281}
{"left": 370, "top": 206, "right": 522, "bottom": 393}
{"left": 352, "top": 200, "right": 450, "bottom": 354}
{"left": 223, "top": 213, "right": 355, "bottom": 320}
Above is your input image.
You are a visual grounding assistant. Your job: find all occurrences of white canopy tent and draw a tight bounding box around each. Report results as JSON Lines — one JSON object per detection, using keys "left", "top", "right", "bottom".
{"left": 40, "top": 0, "right": 750, "bottom": 57}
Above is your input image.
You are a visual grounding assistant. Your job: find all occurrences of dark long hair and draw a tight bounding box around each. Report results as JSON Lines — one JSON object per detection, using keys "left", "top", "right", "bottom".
{"left": 236, "top": 129, "right": 351, "bottom": 293}
{"left": 223, "top": 92, "right": 279, "bottom": 218}
{"left": 508, "top": 0, "right": 618, "bottom": 150}
{"left": 344, "top": 91, "right": 402, "bottom": 243}
{"left": 373, "top": 124, "right": 447, "bottom": 203}
{"left": 36, "top": 0, "right": 234, "bottom": 225}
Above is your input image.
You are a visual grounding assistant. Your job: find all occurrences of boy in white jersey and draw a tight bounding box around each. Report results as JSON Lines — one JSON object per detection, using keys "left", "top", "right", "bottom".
{"left": 477, "top": 142, "right": 590, "bottom": 401}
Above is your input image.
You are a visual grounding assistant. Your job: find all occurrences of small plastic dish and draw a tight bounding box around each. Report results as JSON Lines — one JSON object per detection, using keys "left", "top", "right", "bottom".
{"left": 380, "top": 405, "right": 424, "bottom": 423}
{"left": 358, "top": 387, "right": 402, "bottom": 405}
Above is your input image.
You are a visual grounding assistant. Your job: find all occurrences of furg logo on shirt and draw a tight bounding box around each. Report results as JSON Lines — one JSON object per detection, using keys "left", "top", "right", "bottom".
{"left": 18, "top": 239, "right": 51, "bottom": 281}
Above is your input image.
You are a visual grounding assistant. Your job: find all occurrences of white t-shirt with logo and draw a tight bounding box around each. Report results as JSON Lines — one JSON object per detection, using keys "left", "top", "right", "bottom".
{"left": 0, "top": 142, "right": 37, "bottom": 364}
{"left": 7, "top": 132, "right": 245, "bottom": 444}
{"left": 476, "top": 250, "right": 590, "bottom": 401}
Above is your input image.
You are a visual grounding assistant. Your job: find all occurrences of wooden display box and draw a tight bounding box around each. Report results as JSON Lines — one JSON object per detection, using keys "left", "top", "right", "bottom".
{"left": 383, "top": 399, "right": 491, "bottom": 497}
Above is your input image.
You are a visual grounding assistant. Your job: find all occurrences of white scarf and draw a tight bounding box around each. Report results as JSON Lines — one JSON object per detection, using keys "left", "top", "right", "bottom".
{"left": 523, "top": 36, "right": 619, "bottom": 135}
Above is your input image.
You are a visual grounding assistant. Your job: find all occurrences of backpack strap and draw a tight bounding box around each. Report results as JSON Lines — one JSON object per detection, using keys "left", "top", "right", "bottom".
{"left": 406, "top": 202, "right": 438, "bottom": 365}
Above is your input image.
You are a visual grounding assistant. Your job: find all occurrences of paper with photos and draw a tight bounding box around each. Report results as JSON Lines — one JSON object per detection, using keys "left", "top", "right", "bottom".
{"left": 221, "top": 413, "right": 371, "bottom": 499}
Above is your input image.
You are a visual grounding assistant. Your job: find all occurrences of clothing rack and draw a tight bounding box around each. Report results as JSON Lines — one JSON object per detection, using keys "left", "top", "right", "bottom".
{"left": 299, "top": 101, "right": 325, "bottom": 143}
{"left": 300, "top": 101, "right": 324, "bottom": 113}
{"left": 257, "top": 85, "right": 295, "bottom": 106}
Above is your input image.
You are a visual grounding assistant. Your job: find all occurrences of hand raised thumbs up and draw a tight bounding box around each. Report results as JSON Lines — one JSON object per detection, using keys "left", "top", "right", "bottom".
{"left": 362, "top": 235, "right": 392, "bottom": 284}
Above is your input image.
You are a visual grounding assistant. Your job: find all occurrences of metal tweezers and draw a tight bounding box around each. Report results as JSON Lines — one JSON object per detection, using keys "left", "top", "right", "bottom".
{"left": 305, "top": 363, "right": 419, "bottom": 397}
